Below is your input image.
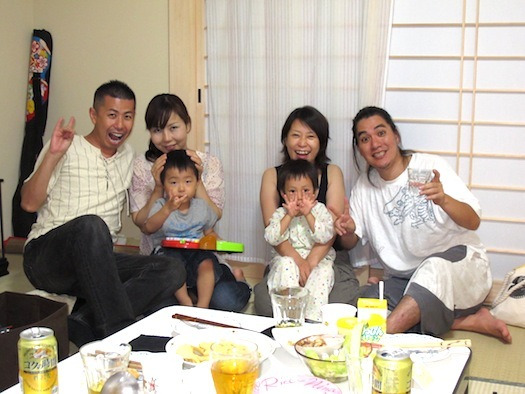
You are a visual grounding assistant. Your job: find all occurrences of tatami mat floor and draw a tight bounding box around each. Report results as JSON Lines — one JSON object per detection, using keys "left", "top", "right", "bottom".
{"left": 443, "top": 327, "right": 525, "bottom": 391}
{"left": 0, "top": 254, "right": 33, "bottom": 295}
{"left": 468, "top": 379, "right": 525, "bottom": 394}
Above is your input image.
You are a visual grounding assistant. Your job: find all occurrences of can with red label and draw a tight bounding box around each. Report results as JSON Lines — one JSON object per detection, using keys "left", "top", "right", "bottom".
{"left": 18, "top": 327, "right": 59, "bottom": 393}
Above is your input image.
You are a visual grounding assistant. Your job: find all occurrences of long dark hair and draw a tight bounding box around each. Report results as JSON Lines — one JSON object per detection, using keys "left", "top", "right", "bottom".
{"left": 280, "top": 106, "right": 330, "bottom": 169}
{"left": 352, "top": 106, "right": 414, "bottom": 182}
{"left": 144, "top": 94, "right": 191, "bottom": 162}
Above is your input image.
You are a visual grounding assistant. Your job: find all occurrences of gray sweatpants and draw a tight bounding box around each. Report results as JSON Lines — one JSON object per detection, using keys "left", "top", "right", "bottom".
{"left": 361, "top": 245, "right": 491, "bottom": 335}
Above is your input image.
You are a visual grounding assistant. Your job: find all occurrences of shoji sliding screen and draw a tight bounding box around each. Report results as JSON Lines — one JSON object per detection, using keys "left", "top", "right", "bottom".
{"left": 385, "top": 0, "right": 525, "bottom": 279}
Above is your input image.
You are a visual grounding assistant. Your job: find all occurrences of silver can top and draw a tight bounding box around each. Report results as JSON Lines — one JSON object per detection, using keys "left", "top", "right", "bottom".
{"left": 376, "top": 347, "right": 411, "bottom": 361}
{"left": 19, "top": 327, "right": 55, "bottom": 340}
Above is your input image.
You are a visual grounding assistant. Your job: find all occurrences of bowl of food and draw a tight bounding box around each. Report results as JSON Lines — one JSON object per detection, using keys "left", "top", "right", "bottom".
{"left": 166, "top": 328, "right": 278, "bottom": 368}
{"left": 272, "top": 324, "right": 329, "bottom": 358}
{"left": 294, "top": 334, "right": 347, "bottom": 383}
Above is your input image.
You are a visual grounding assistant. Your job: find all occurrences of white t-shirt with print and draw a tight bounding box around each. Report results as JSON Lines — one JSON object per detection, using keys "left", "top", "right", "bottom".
{"left": 350, "top": 153, "right": 484, "bottom": 277}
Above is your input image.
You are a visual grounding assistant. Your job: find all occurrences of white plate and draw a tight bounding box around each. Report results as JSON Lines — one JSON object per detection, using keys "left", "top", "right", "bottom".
{"left": 165, "top": 327, "right": 278, "bottom": 366}
{"left": 255, "top": 375, "right": 342, "bottom": 393}
{"left": 380, "top": 333, "right": 451, "bottom": 363}
{"left": 271, "top": 324, "right": 330, "bottom": 358}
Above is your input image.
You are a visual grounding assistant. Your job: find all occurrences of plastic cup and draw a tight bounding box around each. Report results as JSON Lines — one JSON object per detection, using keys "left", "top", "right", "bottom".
{"left": 345, "top": 352, "right": 373, "bottom": 394}
{"left": 210, "top": 339, "right": 259, "bottom": 394}
{"left": 321, "top": 303, "right": 357, "bottom": 334}
{"left": 270, "top": 287, "right": 308, "bottom": 327}
{"left": 407, "top": 168, "right": 432, "bottom": 196}
{"left": 79, "top": 341, "right": 131, "bottom": 394}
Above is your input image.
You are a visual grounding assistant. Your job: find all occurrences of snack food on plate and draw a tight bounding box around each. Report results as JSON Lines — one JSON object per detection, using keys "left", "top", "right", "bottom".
{"left": 176, "top": 340, "right": 258, "bottom": 364}
{"left": 176, "top": 342, "right": 213, "bottom": 363}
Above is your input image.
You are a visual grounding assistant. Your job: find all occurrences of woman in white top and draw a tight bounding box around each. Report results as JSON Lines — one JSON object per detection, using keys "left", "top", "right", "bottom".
{"left": 130, "top": 94, "right": 250, "bottom": 311}
{"left": 335, "top": 106, "right": 511, "bottom": 343}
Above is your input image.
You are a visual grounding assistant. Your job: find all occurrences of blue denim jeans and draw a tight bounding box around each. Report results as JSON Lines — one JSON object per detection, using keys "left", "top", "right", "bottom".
{"left": 155, "top": 247, "right": 250, "bottom": 312}
{"left": 23, "top": 215, "right": 186, "bottom": 338}
{"left": 209, "top": 264, "right": 251, "bottom": 312}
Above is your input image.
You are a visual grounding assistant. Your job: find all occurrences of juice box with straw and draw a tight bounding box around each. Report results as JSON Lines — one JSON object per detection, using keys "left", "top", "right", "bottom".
{"left": 357, "top": 297, "right": 387, "bottom": 344}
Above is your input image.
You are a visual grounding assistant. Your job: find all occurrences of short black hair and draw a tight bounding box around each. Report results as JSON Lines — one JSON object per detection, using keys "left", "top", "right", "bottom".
{"left": 277, "top": 159, "right": 318, "bottom": 194}
{"left": 160, "top": 150, "right": 199, "bottom": 183}
{"left": 93, "top": 80, "right": 135, "bottom": 110}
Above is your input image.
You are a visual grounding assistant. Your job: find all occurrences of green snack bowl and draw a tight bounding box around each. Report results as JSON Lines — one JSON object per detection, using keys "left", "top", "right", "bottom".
{"left": 216, "top": 240, "right": 244, "bottom": 253}
{"left": 294, "top": 334, "right": 347, "bottom": 383}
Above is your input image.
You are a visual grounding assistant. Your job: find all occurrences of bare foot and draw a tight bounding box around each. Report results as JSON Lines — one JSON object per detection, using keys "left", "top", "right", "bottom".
{"left": 452, "top": 307, "right": 512, "bottom": 344}
{"left": 232, "top": 268, "right": 246, "bottom": 282}
{"left": 367, "top": 276, "right": 380, "bottom": 285}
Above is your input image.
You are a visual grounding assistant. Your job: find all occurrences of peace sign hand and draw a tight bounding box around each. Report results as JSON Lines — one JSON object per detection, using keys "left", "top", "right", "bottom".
{"left": 329, "top": 197, "right": 356, "bottom": 236}
{"left": 49, "top": 117, "right": 76, "bottom": 156}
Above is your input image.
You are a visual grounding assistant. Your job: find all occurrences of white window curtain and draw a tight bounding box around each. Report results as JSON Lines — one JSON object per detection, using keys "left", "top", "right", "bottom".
{"left": 206, "top": 0, "right": 393, "bottom": 263}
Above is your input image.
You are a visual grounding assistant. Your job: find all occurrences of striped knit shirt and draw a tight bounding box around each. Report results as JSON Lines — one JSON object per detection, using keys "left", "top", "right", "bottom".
{"left": 26, "top": 135, "right": 134, "bottom": 243}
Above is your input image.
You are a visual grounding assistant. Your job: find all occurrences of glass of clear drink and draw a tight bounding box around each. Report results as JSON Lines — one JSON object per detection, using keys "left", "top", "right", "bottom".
{"left": 80, "top": 341, "right": 131, "bottom": 394}
{"left": 270, "top": 287, "right": 308, "bottom": 328}
{"left": 407, "top": 168, "right": 433, "bottom": 196}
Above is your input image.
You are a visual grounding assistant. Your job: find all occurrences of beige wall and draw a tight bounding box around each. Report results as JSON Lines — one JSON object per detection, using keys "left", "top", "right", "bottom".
{"left": 0, "top": 1, "right": 34, "bottom": 240}
{"left": 0, "top": 0, "right": 172, "bottom": 241}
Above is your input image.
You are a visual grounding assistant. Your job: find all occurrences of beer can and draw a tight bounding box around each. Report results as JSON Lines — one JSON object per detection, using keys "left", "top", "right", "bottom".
{"left": 372, "top": 348, "right": 412, "bottom": 393}
{"left": 18, "top": 327, "right": 59, "bottom": 394}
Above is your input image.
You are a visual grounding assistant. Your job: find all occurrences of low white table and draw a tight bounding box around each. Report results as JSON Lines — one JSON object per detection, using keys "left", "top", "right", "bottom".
{"left": 2, "top": 306, "right": 470, "bottom": 393}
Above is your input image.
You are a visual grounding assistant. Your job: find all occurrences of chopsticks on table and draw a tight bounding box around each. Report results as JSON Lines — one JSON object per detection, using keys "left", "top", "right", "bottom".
{"left": 397, "top": 339, "right": 471, "bottom": 349}
{"left": 172, "top": 313, "right": 239, "bottom": 329}
{"left": 369, "top": 339, "right": 472, "bottom": 349}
